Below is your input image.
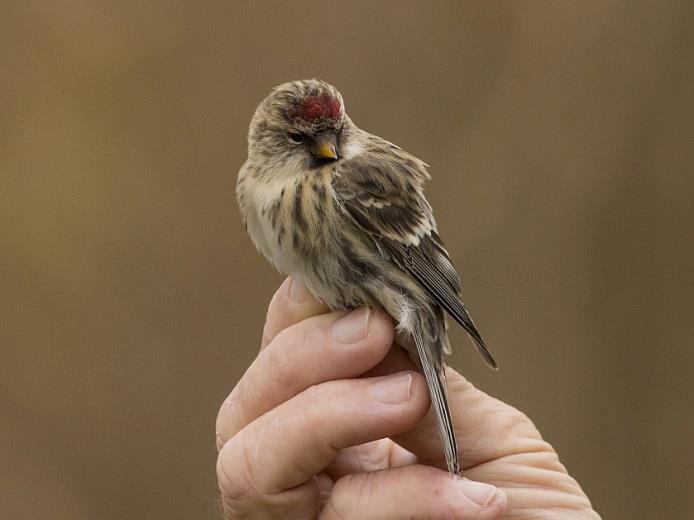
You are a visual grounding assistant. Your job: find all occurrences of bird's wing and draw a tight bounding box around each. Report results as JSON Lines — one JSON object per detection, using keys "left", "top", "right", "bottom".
{"left": 332, "top": 153, "right": 497, "bottom": 369}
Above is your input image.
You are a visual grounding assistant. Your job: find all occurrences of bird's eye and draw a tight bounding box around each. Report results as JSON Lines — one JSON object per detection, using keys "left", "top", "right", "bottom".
{"left": 288, "top": 132, "right": 304, "bottom": 143}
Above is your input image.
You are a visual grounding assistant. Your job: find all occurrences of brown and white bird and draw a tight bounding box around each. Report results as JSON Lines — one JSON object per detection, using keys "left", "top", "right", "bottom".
{"left": 237, "top": 79, "right": 497, "bottom": 477}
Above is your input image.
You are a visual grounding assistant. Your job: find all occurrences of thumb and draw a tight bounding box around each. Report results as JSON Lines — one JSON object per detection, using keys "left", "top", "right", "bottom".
{"left": 321, "top": 464, "right": 506, "bottom": 519}
{"left": 392, "top": 367, "right": 543, "bottom": 471}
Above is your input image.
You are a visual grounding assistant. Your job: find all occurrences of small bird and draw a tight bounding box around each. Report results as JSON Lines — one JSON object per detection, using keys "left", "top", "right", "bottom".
{"left": 237, "top": 79, "right": 497, "bottom": 477}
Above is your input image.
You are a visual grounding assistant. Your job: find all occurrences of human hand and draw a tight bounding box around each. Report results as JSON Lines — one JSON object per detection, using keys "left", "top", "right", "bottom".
{"left": 216, "top": 278, "right": 599, "bottom": 519}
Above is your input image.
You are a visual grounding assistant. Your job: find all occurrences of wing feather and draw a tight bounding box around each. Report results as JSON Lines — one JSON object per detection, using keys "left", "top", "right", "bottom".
{"left": 333, "top": 150, "right": 497, "bottom": 369}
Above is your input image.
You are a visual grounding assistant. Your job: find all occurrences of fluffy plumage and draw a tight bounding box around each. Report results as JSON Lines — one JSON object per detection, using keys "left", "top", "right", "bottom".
{"left": 237, "top": 79, "right": 496, "bottom": 477}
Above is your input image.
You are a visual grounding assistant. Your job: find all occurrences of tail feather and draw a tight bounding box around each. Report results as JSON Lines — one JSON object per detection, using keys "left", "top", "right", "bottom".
{"left": 412, "top": 319, "right": 462, "bottom": 478}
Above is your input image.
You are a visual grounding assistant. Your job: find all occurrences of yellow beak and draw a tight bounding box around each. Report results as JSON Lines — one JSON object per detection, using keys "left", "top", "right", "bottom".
{"left": 311, "top": 134, "right": 338, "bottom": 160}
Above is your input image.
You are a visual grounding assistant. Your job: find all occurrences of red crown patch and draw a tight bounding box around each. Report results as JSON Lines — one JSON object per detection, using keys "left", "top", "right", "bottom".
{"left": 292, "top": 94, "right": 342, "bottom": 122}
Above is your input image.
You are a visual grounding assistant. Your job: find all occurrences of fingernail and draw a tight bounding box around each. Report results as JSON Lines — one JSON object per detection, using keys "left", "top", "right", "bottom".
{"left": 288, "top": 278, "right": 311, "bottom": 304}
{"left": 369, "top": 372, "right": 412, "bottom": 404}
{"left": 331, "top": 308, "right": 370, "bottom": 343}
{"left": 457, "top": 478, "right": 498, "bottom": 506}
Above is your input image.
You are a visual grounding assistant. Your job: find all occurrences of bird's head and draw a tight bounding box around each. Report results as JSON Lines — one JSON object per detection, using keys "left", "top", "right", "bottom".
{"left": 248, "top": 79, "right": 347, "bottom": 167}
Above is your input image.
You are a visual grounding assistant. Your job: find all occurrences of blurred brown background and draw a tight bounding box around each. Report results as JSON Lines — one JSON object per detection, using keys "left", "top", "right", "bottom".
{"left": 2, "top": 1, "right": 693, "bottom": 519}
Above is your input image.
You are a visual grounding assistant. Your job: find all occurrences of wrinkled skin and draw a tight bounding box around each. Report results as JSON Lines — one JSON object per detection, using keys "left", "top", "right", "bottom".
{"left": 215, "top": 278, "right": 600, "bottom": 519}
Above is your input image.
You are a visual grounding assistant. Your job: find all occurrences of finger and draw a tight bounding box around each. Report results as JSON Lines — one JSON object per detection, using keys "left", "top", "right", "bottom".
{"left": 392, "top": 367, "right": 544, "bottom": 471}
{"left": 321, "top": 465, "right": 506, "bottom": 520}
{"left": 216, "top": 307, "right": 395, "bottom": 447}
{"left": 326, "top": 439, "right": 417, "bottom": 479}
{"left": 324, "top": 347, "right": 420, "bottom": 479}
{"left": 261, "top": 277, "right": 328, "bottom": 350}
{"left": 217, "top": 372, "right": 429, "bottom": 516}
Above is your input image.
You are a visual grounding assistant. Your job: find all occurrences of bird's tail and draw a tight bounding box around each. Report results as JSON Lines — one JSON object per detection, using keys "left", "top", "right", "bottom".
{"left": 412, "top": 318, "right": 461, "bottom": 478}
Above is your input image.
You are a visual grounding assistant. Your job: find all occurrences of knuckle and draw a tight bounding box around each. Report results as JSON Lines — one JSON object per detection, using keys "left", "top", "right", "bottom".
{"left": 323, "top": 474, "right": 359, "bottom": 519}
{"left": 497, "top": 407, "right": 543, "bottom": 446}
{"left": 328, "top": 472, "right": 381, "bottom": 518}
{"left": 291, "top": 384, "right": 342, "bottom": 449}
{"left": 300, "top": 380, "right": 336, "bottom": 412}
{"left": 264, "top": 317, "right": 330, "bottom": 387}
{"left": 264, "top": 326, "right": 308, "bottom": 390}
{"left": 218, "top": 423, "right": 325, "bottom": 519}
{"left": 269, "top": 320, "right": 308, "bottom": 351}
{"left": 351, "top": 440, "right": 391, "bottom": 471}
{"left": 215, "top": 383, "right": 248, "bottom": 444}
{"left": 294, "top": 385, "right": 322, "bottom": 423}
{"left": 217, "top": 433, "right": 261, "bottom": 504}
